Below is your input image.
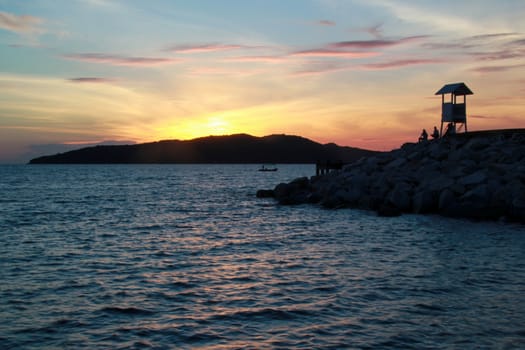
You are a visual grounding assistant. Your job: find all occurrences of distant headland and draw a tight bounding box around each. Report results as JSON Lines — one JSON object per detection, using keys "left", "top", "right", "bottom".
{"left": 28, "top": 133, "right": 379, "bottom": 164}
{"left": 258, "top": 129, "right": 525, "bottom": 223}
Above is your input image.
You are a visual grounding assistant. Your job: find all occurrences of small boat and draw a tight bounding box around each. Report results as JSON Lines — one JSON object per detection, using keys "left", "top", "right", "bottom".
{"left": 258, "top": 165, "right": 278, "bottom": 172}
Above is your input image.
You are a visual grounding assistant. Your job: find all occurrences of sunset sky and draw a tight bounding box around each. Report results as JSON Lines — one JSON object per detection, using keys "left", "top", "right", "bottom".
{"left": 1, "top": 0, "right": 524, "bottom": 162}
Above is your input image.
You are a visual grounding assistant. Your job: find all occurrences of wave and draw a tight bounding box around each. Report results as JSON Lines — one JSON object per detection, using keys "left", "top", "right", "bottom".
{"left": 98, "top": 306, "right": 155, "bottom": 316}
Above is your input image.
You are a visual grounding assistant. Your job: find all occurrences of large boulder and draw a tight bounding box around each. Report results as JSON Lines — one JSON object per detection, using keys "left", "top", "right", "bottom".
{"left": 273, "top": 178, "right": 311, "bottom": 205}
{"left": 459, "top": 170, "right": 487, "bottom": 186}
{"left": 412, "top": 190, "right": 436, "bottom": 214}
{"left": 387, "top": 184, "right": 412, "bottom": 211}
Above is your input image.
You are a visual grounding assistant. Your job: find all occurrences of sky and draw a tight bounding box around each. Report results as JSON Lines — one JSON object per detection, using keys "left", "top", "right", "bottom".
{"left": 1, "top": 0, "right": 524, "bottom": 163}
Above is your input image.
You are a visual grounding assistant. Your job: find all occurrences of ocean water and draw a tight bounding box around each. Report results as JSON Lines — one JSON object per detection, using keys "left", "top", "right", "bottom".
{"left": 1, "top": 164, "right": 525, "bottom": 350}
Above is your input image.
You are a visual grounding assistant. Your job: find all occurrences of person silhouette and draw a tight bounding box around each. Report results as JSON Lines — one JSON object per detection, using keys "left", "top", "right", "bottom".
{"left": 444, "top": 123, "right": 456, "bottom": 136}
{"left": 431, "top": 126, "right": 439, "bottom": 139}
{"left": 418, "top": 129, "right": 428, "bottom": 142}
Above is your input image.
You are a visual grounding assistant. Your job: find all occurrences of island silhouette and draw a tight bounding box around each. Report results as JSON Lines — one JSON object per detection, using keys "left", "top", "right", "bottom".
{"left": 28, "top": 133, "right": 379, "bottom": 164}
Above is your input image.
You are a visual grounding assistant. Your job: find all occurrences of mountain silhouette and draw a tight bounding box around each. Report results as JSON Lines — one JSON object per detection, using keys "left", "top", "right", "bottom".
{"left": 28, "top": 134, "right": 380, "bottom": 164}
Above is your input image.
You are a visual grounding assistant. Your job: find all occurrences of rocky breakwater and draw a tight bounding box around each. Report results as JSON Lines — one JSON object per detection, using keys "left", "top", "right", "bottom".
{"left": 258, "top": 129, "right": 525, "bottom": 222}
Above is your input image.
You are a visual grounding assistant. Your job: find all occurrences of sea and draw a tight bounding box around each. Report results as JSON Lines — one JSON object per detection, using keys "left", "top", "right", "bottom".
{"left": 1, "top": 164, "right": 525, "bottom": 350}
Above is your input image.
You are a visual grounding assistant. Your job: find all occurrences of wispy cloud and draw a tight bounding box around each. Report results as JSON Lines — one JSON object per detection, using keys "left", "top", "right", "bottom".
{"left": 471, "top": 63, "right": 525, "bottom": 74}
{"left": 510, "top": 38, "right": 525, "bottom": 46}
{"left": 422, "top": 41, "right": 474, "bottom": 50}
{"left": 425, "top": 32, "right": 521, "bottom": 51}
{"left": 472, "top": 50, "right": 525, "bottom": 61}
{"left": 292, "top": 61, "right": 349, "bottom": 77}
{"left": 63, "top": 53, "right": 179, "bottom": 66}
{"left": 361, "top": 58, "right": 444, "bottom": 70}
{"left": 225, "top": 56, "right": 287, "bottom": 64}
{"left": 166, "top": 43, "right": 257, "bottom": 54}
{"left": 188, "top": 66, "right": 262, "bottom": 76}
{"left": 361, "top": 23, "right": 383, "bottom": 38}
{"left": 329, "top": 35, "right": 428, "bottom": 50}
{"left": 287, "top": 35, "right": 425, "bottom": 60}
{"left": 290, "top": 49, "right": 379, "bottom": 58}
{"left": 0, "top": 11, "right": 43, "bottom": 34}
{"left": 316, "top": 20, "right": 336, "bottom": 26}
{"left": 470, "top": 115, "right": 498, "bottom": 120}
{"left": 467, "top": 33, "right": 520, "bottom": 41}
{"left": 368, "top": 0, "right": 481, "bottom": 34}
{"left": 68, "top": 77, "right": 116, "bottom": 83}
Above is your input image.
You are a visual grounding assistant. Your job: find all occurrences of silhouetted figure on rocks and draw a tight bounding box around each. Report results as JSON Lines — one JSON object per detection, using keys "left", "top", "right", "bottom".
{"left": 444, "top": 123, "right": 456, "bottom": 136}
{"left": 432, "top": 126, "right": 440, "bottom": 139}
{"left": 419, "top": 129, "right": 428, "bottom": 142}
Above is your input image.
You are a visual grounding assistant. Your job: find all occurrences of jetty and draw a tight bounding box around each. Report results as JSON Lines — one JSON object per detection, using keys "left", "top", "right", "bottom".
{"left": 258, "top": 129, "right": 525, "bottom": 223}
{"left": 315, "top": 160, "right": 344, "bottom": 176}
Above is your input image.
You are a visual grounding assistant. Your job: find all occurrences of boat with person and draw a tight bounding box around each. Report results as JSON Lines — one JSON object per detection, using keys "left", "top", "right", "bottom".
{"left": 258, "top": 165, "right": 278, "bottom": 172}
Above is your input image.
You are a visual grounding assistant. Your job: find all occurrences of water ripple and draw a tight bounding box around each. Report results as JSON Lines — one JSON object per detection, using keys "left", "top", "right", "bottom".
{"left": 1, "top": 164, "right": 525, "bottom": 349}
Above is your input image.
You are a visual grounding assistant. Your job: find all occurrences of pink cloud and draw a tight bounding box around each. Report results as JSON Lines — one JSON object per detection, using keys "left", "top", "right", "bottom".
{"left": 68, "top": 77, "right": 116, "bottom": 83}
{"left": 0, "top": 11, "right": 43, "bottom": 34}
{"left": 290, "top": 49, "right": 379, "bottom": 59}
{"left": 63, "top": 53, "right": 179, "bottom": 66}
{"left": 361, "top": 58, "right": 444, "bottom": 70}
{"left": 510, "top": 38, "right": 525, "bottom": 46}
{"left": 225, "top": 55, "right": 287, "bottom": 63}
{"left": 167, "top": 43, "right": 253, "bottom": 54}
{"left": 292, "top": 62, "right": 349, "bottom": 77}
{"left": 329, "top": 35, "right": 429, "bottom": 50}
{"left": 189, "top": 66, "right": 261, "bottom": 76}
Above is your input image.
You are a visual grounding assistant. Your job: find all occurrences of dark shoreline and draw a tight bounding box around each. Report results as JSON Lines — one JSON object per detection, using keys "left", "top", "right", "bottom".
{"left": 258, "top": 129, "right": 525, "bottom": 223}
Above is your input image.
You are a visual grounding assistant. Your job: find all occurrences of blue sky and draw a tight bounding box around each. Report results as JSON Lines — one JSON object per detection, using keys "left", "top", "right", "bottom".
{"left": 1, "top": 0, "right": 524, "bottom": 162}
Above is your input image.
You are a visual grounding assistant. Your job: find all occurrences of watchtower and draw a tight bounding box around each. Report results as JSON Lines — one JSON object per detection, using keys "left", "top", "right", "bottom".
{"left": 435, "top": 82, "right": 473, "bottom": 136}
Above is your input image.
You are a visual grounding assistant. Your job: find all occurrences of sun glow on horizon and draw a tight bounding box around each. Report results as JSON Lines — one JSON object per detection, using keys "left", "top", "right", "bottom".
{"left": 1, "top": 1, "right": 524, "bottom": 162}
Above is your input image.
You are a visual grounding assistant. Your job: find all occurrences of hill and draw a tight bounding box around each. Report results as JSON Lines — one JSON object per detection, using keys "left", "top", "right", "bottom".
{"left": 28, "top": 134, "right": 380, "bottom": 164}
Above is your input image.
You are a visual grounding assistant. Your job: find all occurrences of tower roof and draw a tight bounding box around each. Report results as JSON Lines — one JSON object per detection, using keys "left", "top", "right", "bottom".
{"left": 435, "top": 82, "right": 473, "bottom": 96}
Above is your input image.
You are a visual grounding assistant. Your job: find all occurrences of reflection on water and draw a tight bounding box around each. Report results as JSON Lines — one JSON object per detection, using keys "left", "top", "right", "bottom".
{"left": 1, "top": 164, "right": 525, "bottom": 349}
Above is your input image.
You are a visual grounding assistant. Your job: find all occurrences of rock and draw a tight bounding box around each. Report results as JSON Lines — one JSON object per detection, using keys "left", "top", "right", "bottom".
{"left": 465, "top": 138, "right": 490, "bottom": 151}
{"left": 438, "top": 188, "right": 456, "bottom": 211}
{"left": 273, "top": 182, "right": 310, "bottom": 205}
{"left": 459, "top": 170, "right": 487, "bottom": 186}
{"left": 290, "top": 176, "right": 309, "bottom": 187}
{"left": 413, "top": 190, "right": 436, "bottom": 214}
{"left": 377, "top": 203, "right": 402, "bottom": 217}
{"left": 426, "top": 174, "right": 455, "bottom": 192}
{"left": 385, "top": 157, "right": 406, "bottom": 169}
{"left": 321, "top": 193, "right": 345, "bottom": 209}
{"left": 429, "top": 143, "right": 448, "bottom": 160}
{"left": 461, "top": 184, "right": 490, "bottom": 206}
{"left": 387, "top": 186, "right": 412, "bottom": 211}
{"left": 256, "top": 189, "right": 274, "bottom": 198}
{"left": 274, "top": 182, "right": 291, "bottom": 199}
